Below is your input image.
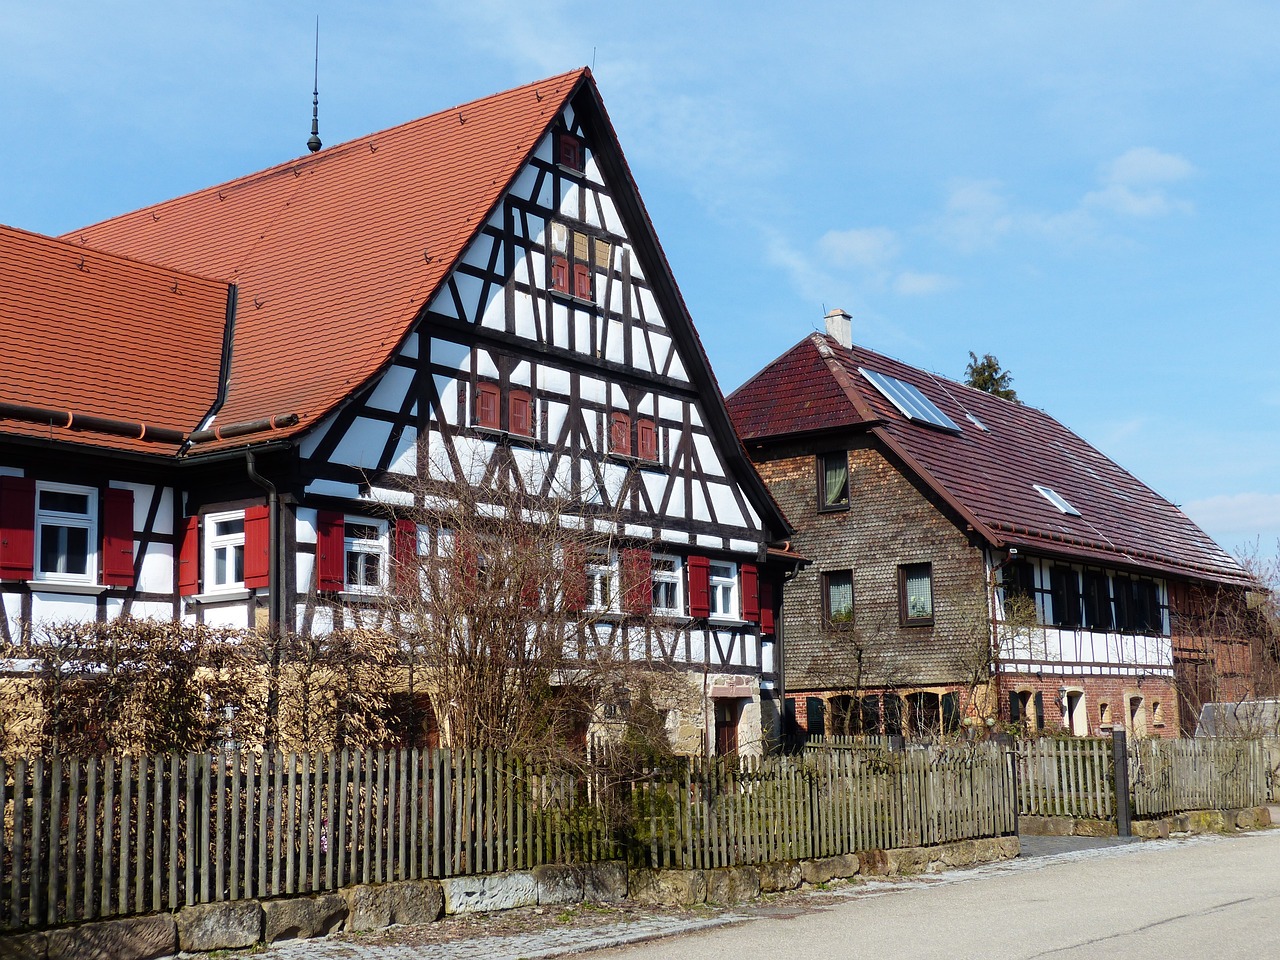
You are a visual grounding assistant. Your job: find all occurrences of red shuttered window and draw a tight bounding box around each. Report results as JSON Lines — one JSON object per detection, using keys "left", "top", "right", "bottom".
{"left": 573, "top": 262, "right": 592, "bottom": 300}
{"left": 178, "top": 516, "right": 199, "bottom": 597}
{"left": 562, "top": 543, "right": 587, "bottom": 613}
{"left": 101, "top": 488, "right": 135, "bottom": 587}
{"left": 550, "top": 255, "right": 570, "bottom": 294}
{"left": 759, "top": 580, "right": 776, "bottom": 635}
{"left": 636, "top": 418, "right": 657, "bottom": 461}
{"left": 740, "top": 563, "right": 760, "bottom": 624}
{"left": 557, "top": 132, "right": 583, "bottom": 170}
{"left": 316, "top": 510, "right": 345, "bottom": 592}
{"left": 243, "top": 505, "right": 270, "bottom": 589}
{"left": 609, "top": 413, "right": 631, "bottom": 456}
{"left": 687, "top": 555, "right": 711, "bottom": 618}
{"left": 393, "top": 518, "right": 418, "bottom": 595}
{"left": 474, "top": 383, "right": 501, "bottom": 429}
{"left": 621, "top": 548, "right": 652, "bottom": 614}
{"left": 0, "top": 476, "right": 35, "bottom": 581}
{"left": 509, "top": 390, "right": 532, "bottom": 436}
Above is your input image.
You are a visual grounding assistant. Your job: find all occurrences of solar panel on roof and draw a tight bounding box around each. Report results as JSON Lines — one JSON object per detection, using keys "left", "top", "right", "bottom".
{"left": 858, "top": 367, "right": 961, "bottom": 432}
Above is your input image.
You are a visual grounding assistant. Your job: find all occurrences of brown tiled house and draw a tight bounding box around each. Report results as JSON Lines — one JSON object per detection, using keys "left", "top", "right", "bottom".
{"left": 726, "top": 311, "right": 1265, "bottom": 740}
{"left": 0, "top": 70, "right": 797, "bottom": 756}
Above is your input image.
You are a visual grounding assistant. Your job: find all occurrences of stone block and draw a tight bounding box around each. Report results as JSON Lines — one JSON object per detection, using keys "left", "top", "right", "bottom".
{"left": 996, "top": 836, "right": 1020, "bottom": 860}
{"left": 175, "top": 900, "right": 262, "bottom": 952}
{"left": 262, "top": 893, "right": 347, "bottom": 942}
{"left": 800, "top": 854, "right": 860, "bottom": 886}
{"left": 705, "top": 866, "right": 761, "bottom": 904}
{"left": 629, "top": 868, "right": 707, "bottom": 906}
{"left": 1073, "top": 819, "right": 1118, "bottom": 838}
{"left": 1234, "top": 807, "right": 1264, "bottom": 831}
{"left": 937, "top": 839, "right": 976, "bottom": 868}
{"left": 581, "top": 862, "right": 628, "bottom": 902}
{"left": 885, "top": 847, "right": 928, "bottom": 875}
{"left": 341, "top": 879, "right": 442, "bottom": 930}
{"left": 441, "top": 872, "right": 537, "bottom": 915}
{"left": 0, "top": 932, "right": 48, "bottom": 960}
{"left": 47, "top": 914, "right": 176, "bottom": 960}
{"left": 857, "top": 848, "right": 890, "bottom": 876}
{"left": 757, "top": 860, "right": 801, "bottom": 893}
{"left": 533, "top": 864, "right": 584, "bottom": 905}
{"left": 1133, "top": 819, "right": 1170, "bottom": 839}
{"left": 1018, "top": 816, "right": 1072, "bottom": 836}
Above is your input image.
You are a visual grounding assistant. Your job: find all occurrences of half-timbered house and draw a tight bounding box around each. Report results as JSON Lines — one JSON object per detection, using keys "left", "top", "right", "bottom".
{"left": 0, "top": 70, "right": 795, "bottom": 756}
{"left": 727, "top": 310, "right": 1263, "bottom": 740}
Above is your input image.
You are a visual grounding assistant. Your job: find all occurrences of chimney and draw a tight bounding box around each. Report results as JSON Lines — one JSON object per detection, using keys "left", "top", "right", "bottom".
{"left": 824, "top": 308, "right": 852, "bottom": 349}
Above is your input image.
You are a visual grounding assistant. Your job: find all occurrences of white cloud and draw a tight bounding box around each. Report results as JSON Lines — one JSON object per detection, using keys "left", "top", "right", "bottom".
{"left": 1104, "top": 147, "right": 1196, "bottom": 186}
{"left": 933, "top": 179, "right": 1016, "bottom": 252}
{"left": 1183, "top": 492, "right": 1280, "bottom": 538}
{"left": 894, "top": 271, "right": 955, "bottom": 296}
{"left": 818, "top": 227, "right": 901, "bottom": 271}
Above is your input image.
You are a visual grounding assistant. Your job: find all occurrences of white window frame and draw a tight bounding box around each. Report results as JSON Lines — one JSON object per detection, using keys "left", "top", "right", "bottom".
{"left": 344, "top": 518, "right": 388, "bottom": 595}
{"left": 651, "top": 554, "right": 684, "bottom": 616}
{"left": 34, "top": 481, "right": 97, "bottom": 584}
{"left": 586, "top": 549, "right": 619, "bottom": 612}
{"left": 203, "top": 510, "right": 246, "bottom": 592}
{"left": 708, "top": 561, "right": 738, "bottom": 621}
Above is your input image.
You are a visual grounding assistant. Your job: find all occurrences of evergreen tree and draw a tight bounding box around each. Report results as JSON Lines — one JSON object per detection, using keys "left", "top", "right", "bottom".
{"left": 965, "top": 352, "right": 1018, "bottom": 402}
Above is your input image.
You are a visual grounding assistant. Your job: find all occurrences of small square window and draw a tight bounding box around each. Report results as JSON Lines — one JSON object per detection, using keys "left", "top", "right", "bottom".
{"left": 899, "top": 562, "right": 934, "bottom": 625}
{"left": 474, "top": 382, "right": 500, "bottom": 429}
{"left": 35, "top": 482, "right": 96, "bottom": 582}
{"left": 823, "top": 570, "right": 854, "bottom": 625}
{"left": 344, "top": 520, "right": 387, "bottom": 594}
{"left": 557, "top": 132, "right": 583, "bottom": 171}
{"left": 818, "top": 452, "right": 849, "bottom": 511}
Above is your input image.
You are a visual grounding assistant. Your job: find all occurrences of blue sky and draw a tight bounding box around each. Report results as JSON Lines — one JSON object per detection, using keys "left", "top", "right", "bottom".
{"left": 3, "top": 1, "right": 1278, "bottom": 563}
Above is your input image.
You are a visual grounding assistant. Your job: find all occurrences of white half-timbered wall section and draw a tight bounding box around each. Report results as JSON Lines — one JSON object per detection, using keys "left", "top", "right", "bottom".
{"left": 281, "top": 106, "right": 776, "bottom": 682}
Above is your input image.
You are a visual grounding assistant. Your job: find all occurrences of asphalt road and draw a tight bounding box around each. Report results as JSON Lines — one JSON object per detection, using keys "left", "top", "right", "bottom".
{"left": 591, "top": 831, "right": 1280, "bottom": 960}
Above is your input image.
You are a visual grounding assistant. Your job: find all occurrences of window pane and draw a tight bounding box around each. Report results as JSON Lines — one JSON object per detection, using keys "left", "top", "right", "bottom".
{"left": 654, "top": 580, "right": 677, "bottom": 611}
{"left": 362, "top": 553, "right": 381, "bottom": 587}
{"left": 215, "top": 547, "right": 228, "bottom": 585}
{"left": 903, "top": 564, "right": 932, "bottom": 620}
{"left": 39, "top": 524, "right": 88, "bottom": 575}
{"left": 40, "top": 491, "right": 90, "bottom": 515}
{"left": 233, "top": 545, "right": 244, "bottom": 584}
{"left": 822, "top": 453, "right": 849, "bottom": 508}
{"left": 214, "top": 518, "right": 244, "bottom": 538}
{"left": 346, "top": 523, "right": 379, "bottom": 541}
{"left": 826, "top": 571, "right": 853, "bottom": 621}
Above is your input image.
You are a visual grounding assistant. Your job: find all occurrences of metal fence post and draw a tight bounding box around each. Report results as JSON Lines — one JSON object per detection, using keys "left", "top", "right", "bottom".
{"left": 1111, "top": 728, "right": 1131, "bottom": 837}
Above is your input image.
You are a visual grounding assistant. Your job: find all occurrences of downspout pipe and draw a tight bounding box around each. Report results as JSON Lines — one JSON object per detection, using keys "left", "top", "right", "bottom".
{"left": 245, "top": 450, "right": 280, "bottom": 634}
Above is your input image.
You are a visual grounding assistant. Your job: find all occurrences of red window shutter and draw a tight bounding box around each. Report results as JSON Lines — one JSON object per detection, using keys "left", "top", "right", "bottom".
{"left": 475, "top": 383, "right": 500, "bottom": 429}
{"left": 573, "top": 262, "right": 591, "bottom": 300}
{"left": 393, "top": 519, "right": 418, "bottom": 594}
{"left": 687, "top": 555, "right": 711, "bottom": 618}
{"left": 316, "top": 510, "right": 345, "bottom": 592}
{"left": 562, "top": 543, "right": 587, "bottom": 612}
{"left": 550, "top": 255, "right": 569, "bottom": 293}
{"left": 244, "top": 505, "right": 270, "bottom": 589}
{"left": 622, "top": 548, "right": 652, "bottom": 614}
{"left": 101, "top": 488, "right": 135, "bottom": 587}
{"left": 741, "top": 563, "right": 760, "bottom": 624}
{"left": 177, "top": 515, "right": 199, "bottom": 597}
{"left": 558, "top": 133, "right": 582, "bottom": 170}
{"left": 0, "top": 476, "right": 35, "bottom": 581}
{"left": 760, "top": 580, "right": 776, "bottom": 635}
{"left": 509, "top": 391, "right": 532, "bottom": 436}
{"left": 636, "top": 419, "right": 657, "bottom": 461}
{"left": 610, "top": 413, "right": 631, "bottom": 455}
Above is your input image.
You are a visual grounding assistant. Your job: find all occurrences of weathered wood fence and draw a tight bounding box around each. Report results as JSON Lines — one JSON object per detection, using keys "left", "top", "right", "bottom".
{"left": 1013, "top": 737, "right": 1269, "bottom": 820}
{"left": 0, "top": 743, "right": 1016, "bottom": 932}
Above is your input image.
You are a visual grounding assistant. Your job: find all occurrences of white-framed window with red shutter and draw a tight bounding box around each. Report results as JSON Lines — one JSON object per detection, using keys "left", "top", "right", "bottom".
{"left": 650, "top": 553, "right": 683, "bottom": 616}
{"left": 34, "top": 482, "right": 97, "bottom": 584}
{"left": 203, "top": 510, "right": 246, "bottom": 591}
{"left": 573, "top": 262, "right": 592, "bottom": 300}
{"left": 0, "top": 475, "right": 36, "bottom": 582}
{"left": 100, "top": 487, "right": 135, "bottom": 588}
{"left": 315, "top": 510, "right": 345, "bottom": 593}
{"left": 557, "top": 132, "right": 584, "bottom": 171}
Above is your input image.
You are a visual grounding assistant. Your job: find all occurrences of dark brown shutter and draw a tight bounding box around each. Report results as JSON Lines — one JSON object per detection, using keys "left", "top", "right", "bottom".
{"left": 687, "top": 555, "right": 710, "bottom": 618}
{"left": 1008, "top": 690, "right": 1022, "bottom": 724}
{"left": 0, "top": 476, "right": 35, "bottom": 581}
{"left": 1033, "top": 691, "right": 1045, "bottom": 731}
{"left": 101, "top": 488, "right": 135, "bottom": 587}
{"left": 316, "top": 510, "right": 345, "bottom": 592}
{"left": 244, "top": 505, "right": 270, "bottom": 589}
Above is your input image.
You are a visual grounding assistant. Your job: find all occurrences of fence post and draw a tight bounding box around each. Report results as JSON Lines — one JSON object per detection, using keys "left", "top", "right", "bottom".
{"left": 1111, "top": 729, "right": 1131, "bottom": 837}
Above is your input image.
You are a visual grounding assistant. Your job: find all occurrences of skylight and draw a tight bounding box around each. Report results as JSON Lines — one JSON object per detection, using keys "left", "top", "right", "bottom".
{"left": 859, "top": 367, "right": 961, "bottom": 433}
{"left": 1034, "top": 484, "right": 1081, "bottom": 517}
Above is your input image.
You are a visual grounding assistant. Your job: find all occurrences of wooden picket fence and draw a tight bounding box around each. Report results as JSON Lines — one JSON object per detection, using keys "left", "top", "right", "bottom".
{"left": 632, "top": 742, "right": 1017, "bottom": 869}
{"left": 0, "top": 742, "right": 1016, "bottom": 932}
{"left": 1129, "top": 738, "right": 1268, "bottom": 817}
{"left": 0, "top": 748, "right": 609, "bottom": 932}
{"left": 1012, "top": 738, "right": 1114, "bottom": 819}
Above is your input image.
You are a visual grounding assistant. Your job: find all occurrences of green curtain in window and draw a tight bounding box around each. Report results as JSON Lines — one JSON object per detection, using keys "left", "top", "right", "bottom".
{"left": 824, "top": 455, "right": 848, "bottom": 507}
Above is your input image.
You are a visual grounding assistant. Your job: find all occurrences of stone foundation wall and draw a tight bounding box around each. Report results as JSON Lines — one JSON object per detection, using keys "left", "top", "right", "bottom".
{"left": 1020, "top": 804, "right": 1273, "bottom": 838}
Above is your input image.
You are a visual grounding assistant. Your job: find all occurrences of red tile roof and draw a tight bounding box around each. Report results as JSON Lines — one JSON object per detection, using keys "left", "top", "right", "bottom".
{"left": 59, "top": 69, "right": 589, "bottom": 451}
{"left": 0, "top": 225, "right": 229, "bottom": 454}
{"left": 728, "top": 333, "right": 1248, "bottom": 586}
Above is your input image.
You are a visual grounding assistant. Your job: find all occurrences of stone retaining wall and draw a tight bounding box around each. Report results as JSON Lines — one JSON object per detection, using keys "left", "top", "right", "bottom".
{"left": 1019, "top": 805, "right": 1273, "bottom": 839}
{"left": 0, "top": 837, "right": 1021, "bottom": 958}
